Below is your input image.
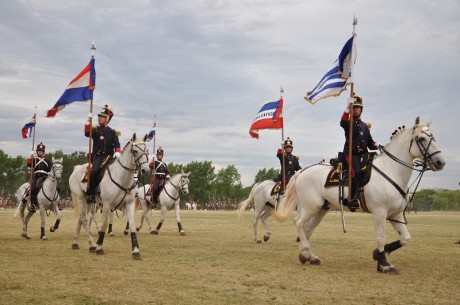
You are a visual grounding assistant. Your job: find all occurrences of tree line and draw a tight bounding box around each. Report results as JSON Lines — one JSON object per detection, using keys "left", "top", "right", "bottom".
{"left": 1, "top": 149, "right": 458, "bottom": 210}
{"left": 0, "top": 149, "right": 279, "bottom": 209}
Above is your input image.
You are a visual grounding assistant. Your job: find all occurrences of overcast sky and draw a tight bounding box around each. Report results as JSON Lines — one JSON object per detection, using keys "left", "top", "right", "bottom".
{"left": 1, "top": 0, "right": 459, "bottom": 189}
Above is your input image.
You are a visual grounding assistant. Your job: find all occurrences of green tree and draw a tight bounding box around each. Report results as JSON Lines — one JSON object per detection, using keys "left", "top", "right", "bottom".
{"left": 254, "top": 167, "right": 278, "bottom": 185}
{"left": 184, "top": 161, "right": 216, "bottom": 204}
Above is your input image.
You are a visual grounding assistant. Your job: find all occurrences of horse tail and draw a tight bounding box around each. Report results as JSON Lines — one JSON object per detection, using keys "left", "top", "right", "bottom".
{"left": 273, "top": 172, "right": 299, "bottom": 223}
{"left": 238, "top": 182, "right": 259, "bottom": 216}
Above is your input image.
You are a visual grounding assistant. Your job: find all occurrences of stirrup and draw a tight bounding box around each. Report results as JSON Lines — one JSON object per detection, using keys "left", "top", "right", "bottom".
{"left": 28, "top": 203, "right": 37, "bottom": 211}
{"left": 86, "top": 195, "right": 96, "bottom": 204}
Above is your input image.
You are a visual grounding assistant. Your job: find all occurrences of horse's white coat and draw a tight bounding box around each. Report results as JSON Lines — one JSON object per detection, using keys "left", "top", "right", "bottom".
{"left": 275, "top": 118, "right": 446, "bottom": 273}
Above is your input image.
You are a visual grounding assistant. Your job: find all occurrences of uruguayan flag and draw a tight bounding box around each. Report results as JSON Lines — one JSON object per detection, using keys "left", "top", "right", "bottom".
{"left": 305, "top": 35, "right": 356, "bottom": 104}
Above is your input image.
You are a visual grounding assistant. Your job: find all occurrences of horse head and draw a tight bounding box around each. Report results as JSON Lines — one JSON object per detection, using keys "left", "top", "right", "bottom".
{"left": 409, "top": 117, "right": 445, "bottom": 171}
{"left": 128, "top": 133, "right": 150, "bottom": 174}
{"left": 179, "top": 171, "right": 190, "bottom": 195}
{"left": 51, "top": 157, "right": 64, "bottom": 180}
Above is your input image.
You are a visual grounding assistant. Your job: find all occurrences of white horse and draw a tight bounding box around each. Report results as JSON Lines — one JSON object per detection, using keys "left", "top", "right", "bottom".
{"left": 149, "top": 172, "right": 190, "bottom": 235}
{"left": 133, "top": 184, "right": 155, "bottom": 234}
{"left": 191, "top": 202, "right": 197, "bottom": 211}
{"left": 185, "top": 202, "right": 192, "bottom": 210}
{"left": 69, "top": 133, "right": 150, "bottom": 259}
{"left": 238, "top": 180, "right": 280, "bottom": 243}
{"left": 274, "top": 117, "right": 445, "bottom": 274}
{"left": 89, "top": 203, "right": 115, "bottom": 236}
{"left": 16, "top": 157, "right": 64, "bottom": 240}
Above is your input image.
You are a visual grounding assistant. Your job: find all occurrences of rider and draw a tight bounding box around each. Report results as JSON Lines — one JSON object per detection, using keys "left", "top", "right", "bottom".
{"left": 23, "top": 142, "right": 53, "bottom": 211}
{"left": 340, "top": 95, "right": 378, "bottom": 211}
{"left": 85, "top": 104, "right": 121, "bottom": 204}
{"left": 277, "top": 137, "right": 302, "bottom": 193}
{"left": 149, "top": 147, "right": 170, "bottom": 208}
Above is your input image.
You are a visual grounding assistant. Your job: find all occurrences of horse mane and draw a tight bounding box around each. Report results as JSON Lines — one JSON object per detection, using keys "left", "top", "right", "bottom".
{"left": 389, "top": 125, "right": 406, "bottom": 141}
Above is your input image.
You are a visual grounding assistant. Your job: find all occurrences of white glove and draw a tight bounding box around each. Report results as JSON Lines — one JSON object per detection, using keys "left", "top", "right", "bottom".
{"left": 166, "top": 175, "right": 171, "bottom": 179}
{"left": 113, "top": 152, "right": 121, "bottom": 158}
{"left": 88, "top": 113, "right": 93, "bottom": 119}
{"left": 30, "top": 151, "right": 35, "bottom": 156}
{"left": 348, "top": 97, "right": 355, "bottom": 104}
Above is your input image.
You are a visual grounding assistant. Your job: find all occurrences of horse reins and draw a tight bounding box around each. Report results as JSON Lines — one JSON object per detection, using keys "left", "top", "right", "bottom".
{"left": 164, "top": 175, "right": 188, "bottom": 202}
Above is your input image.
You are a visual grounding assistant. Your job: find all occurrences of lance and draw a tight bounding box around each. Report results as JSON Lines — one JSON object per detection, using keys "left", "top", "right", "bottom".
{"left": 279, "top": 86, "right": 286, "bottom": 211}
{"left": 151, "top": 117, "right": 157, "bottom": 204}
{"left": 347, "top": 16, "right": 358, "bottom": 204}
{"left": 86, "top": 41, "right": 96, "bottom": 187}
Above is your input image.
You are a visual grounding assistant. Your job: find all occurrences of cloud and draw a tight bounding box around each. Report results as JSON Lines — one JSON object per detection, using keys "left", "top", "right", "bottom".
{"left": 0, "top": 0, "right": 459, "bottom": 189}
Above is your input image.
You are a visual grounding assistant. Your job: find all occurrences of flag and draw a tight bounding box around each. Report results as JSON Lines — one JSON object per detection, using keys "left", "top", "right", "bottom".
{"left": 21, "top": 114, "right": 36, "bottom": 139}
{"left": 147, "top": 122, "right": 156, "bottom": 142}
{"left": 249, "top": 98, "right": 284, "bottom": 139}
{"left": 305, "top": 35, "right": 356, "bottom": 104}
{"left": 46, "top": 58, "right": 96, "bottom": 117}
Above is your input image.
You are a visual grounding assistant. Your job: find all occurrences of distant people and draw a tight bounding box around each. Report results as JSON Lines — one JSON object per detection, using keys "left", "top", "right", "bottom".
{"left": 149, "top": 147, "right": 170, "bottom": 208}
{"left": 277, "top": 137, "right": 301, "bottom": 193}
{"left": 85, "top": 105, "right": 121, "bottom": 204}
{"left": 340, "top": 95, "right": 378, "bottom": 211}
{"left": 24, "top": 142, "right": 52, "bottom": 211}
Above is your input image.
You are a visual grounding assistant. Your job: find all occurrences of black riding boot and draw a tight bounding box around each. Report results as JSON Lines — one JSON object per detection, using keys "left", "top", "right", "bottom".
{"left": 86, "top": 188, "right": 96, "bottom": 204}
{"left": 348, "top": 177, "right": 360, "bottom": 212}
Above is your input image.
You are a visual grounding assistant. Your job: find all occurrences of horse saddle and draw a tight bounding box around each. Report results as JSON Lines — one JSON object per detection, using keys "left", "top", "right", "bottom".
{"left": 270, "top": 181, "right": 281, "bottom": 196}
{"left": 324, "top": 153, "right": 374, "bottom": 188}
{"left": 81, "top": 166, "right": 108, "bottom": 184}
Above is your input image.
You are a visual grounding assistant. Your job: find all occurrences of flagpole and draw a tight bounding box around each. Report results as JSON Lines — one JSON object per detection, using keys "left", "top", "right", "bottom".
{"left": 280, "top": 86, "right": 286, "bottom": 197}
{"left": 28, "top": 107, "right": 37, "bottom": 206}
{"left": 347, "top": 16, "right": 358, "bottom": 202}
{"left": 87, "top": 41, "right": 96, "bottom": 187}
{"left": 152, "top": 116, "right": 157, "bottom": 206}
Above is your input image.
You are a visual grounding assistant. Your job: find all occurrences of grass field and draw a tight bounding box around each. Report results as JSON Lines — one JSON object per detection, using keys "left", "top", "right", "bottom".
{"left": 0, "top": 209, "right": 459, "bottom": 305}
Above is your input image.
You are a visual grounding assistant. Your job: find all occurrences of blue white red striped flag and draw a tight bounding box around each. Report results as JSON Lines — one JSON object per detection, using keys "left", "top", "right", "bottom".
{"left": 21, "top": 114, "right": 36, "bottom": 139}
{"left": 305, "top": 35, "right": 356, "bottom": 104}
{"left": 46, "top": 58, "right": 96, "bottom": 117}
{"left": 249, "top": 98, "right": 283, "bottom": 139}
{"left": 146, "top": 122, "right": 156, "bottom": 142}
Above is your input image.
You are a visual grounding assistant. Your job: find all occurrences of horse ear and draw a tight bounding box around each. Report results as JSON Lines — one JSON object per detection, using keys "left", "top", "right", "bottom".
{"left": 52, "top": 156, "right": 55, "bottom": 162}
{"left": 132, "top": 133, "right": 137, "bottom": 142}
{"left": 143, "top": 134, "right": 148, "bottom": 142}
{"left": 415, "top": 116, "right": 420, "bottom": 126}
{"left": 427, "top": 118, "right": 432, "bottom": 127}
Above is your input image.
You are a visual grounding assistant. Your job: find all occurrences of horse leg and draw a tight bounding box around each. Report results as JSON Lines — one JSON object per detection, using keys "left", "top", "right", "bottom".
{"left": 300, "top": 209, "right": 329, "bottom": 265}
{"left": 260, "top": 207, "right": 273, "bottom": 242}
{"left": 252, "top": 206, "right": 264, "bottom": 243}
{"left": 126, "top": 202, "right": 141, "bottom": 260}
{"left": 152, "top": 206, "right": 165, "bottom": 235}
{"left": 20, "top": 204, "right": 31, "bottom": 239}
{"left": 124, "top": 221, "right": 130, "bottom": 235}
{"left": 174, "top": 203, "right": 185, "bottom": 235}
{"left": 39, "top": 207, "right": 48, "bottom": 240}
{"left": 50, "top": 204, "right": 62, "bottom": 232}
{"left": 136, "top": 201, "right": 145, "bottom": 232}
{"left": 372, "top": 212, "right": 399, "bottom": 274}
{"left": 95, "top": 206, "right": 112, "bottom": 255}
{"left": 295, "top": 209, "right": 321, "bottom": 265}
{"left": 108, "top": 211, "right": 115, "bottom": 236}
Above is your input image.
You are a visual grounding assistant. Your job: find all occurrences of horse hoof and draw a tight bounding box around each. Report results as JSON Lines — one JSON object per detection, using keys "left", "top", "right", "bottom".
{"left": 132, "top": 252, "right": 141, "bottom": 260}
{"left": 123, "top": 230, "right": 129, "bottom": 236}
{"left": 180, "top": 230, "right": 185, "bottom": 236}
{"left": 256, "top": 239, "right": 262, "bottom": 244}
{"left": 296, "top": 236, "right": 300, "bottom": 242}
{"left": 21, "top": 233, "right": 31, "bottom": 239}
{"left": 41, "top": 236, "right": 48, "bottom": 240}
{"left": 89, "top": 246, "right": 97, "bottom": 253}
{"left": 377, "top": 264, "right": 400, "bottom": 275}
{"left": 298, "top": 253, "right": 310, "bottom": 264}
{"left": 96, "top": 249, "right": 105, "bottom": 255}
{"left": 263, "top": 235, "right": 270, "bottom": 242}
{"left": 152, "top": 230, "right": 159, "bottom": 235}
{"left": 136, "top": 227, "right": 140, "bottom": 232}
{"left": 50, "top": 227, "right": 55, "bottom": 232}
{"left": 72, "top": 243, "right": 80, "bottom": 250}
{"left": 109, "top": 232, "right": 114, "bottom": 237}
{"left": 309, "top": 257, "right": 321, "bottom": 265}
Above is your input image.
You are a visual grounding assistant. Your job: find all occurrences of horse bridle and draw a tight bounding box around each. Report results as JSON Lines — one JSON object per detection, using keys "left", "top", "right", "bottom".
{"left": 409, "top": 130, "right": 442, "bottom": 169}
{"left": 41, "top": 161, "right": 63, "bottom": 204}
{"left": 164, "top": 175, "right": 189, "bottom": 201}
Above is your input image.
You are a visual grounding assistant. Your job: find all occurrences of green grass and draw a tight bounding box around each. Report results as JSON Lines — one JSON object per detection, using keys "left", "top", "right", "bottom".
{"left": 0, "top": 209, "right": 459, "bottom": 305}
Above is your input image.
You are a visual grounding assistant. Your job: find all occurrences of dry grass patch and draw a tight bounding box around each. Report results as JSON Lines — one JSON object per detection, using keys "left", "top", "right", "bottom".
{"left": 0, "top": 209, "right": 458, "bottom": 305}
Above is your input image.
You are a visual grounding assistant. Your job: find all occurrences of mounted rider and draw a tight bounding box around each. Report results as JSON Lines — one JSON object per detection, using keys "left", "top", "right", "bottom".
{"left": 340, "top": 95, "right": 378, "bottom": 210}
{"left": 23, "top": 142, "right": 53, "bottom": 211}
{"left": 277, "top": 137, "right": 302, "bottom": 193}
{"left": 85, "top": 104, "right": 121, "bottom": 204}
{"left": 149, "top": 147, "right": 170, "bottom": 208}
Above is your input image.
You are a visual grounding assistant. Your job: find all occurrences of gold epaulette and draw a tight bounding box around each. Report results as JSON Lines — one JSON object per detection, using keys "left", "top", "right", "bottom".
{"left": 114, "top": 130, "right": 121, "bottom": 137}
{"left": 366, "top": 122, "right": 372, "bottom": 129}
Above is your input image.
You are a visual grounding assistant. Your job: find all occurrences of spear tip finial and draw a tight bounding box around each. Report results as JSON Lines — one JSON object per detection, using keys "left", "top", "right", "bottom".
{"left": 91, "top": 41, "right": 96, "bottom": 57}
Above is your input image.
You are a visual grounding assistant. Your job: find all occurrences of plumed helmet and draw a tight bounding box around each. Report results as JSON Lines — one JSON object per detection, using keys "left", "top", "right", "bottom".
{"left": 284, "top": 137, "right": 293, "bottom": 148}
{"left": 36, "top": 142, "right": 45, "bottom": 152}
{"left": 156, "top": 147, "right": 164, "bottom": 155}
{"left": 98, "top": 105, "right": 114, "bottom": 121}
{"left": 352, "top": 96, "right": 363, "bottom": 108}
